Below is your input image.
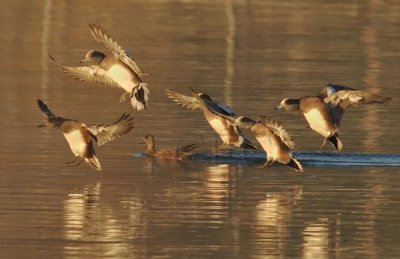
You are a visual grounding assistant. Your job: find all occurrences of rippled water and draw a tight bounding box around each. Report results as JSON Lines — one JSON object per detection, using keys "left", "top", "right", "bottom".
{"left": 1, "top": 0, "right": 400, "bottom": 258}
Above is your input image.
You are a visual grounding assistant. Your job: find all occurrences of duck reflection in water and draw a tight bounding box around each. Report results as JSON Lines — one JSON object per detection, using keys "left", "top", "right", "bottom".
{"left": 63, "top": 182, "right": 102, "bottom": 241}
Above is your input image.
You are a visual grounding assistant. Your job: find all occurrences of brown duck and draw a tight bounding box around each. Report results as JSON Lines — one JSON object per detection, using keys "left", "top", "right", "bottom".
{"left": 37, "top": 99, "right": 134, "bottom": 171}
{"left": 143, "top": 135, "right": 198, "bottom": 160}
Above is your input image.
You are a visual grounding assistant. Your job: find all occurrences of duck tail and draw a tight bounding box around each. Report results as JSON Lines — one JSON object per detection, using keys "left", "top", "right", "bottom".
{"left": 328, "top": 133, "right": 343, "bottom": 151}
{"left": 286, "top": 157, "right": 303, "bottom": 172}
{"left": 178, "top": 143, "right": 199, "bottom": 152}
{"left": 130, "top": 83, "right": 150, "bottom": 111}
{"left": 240, "top": 139, "right": 258, "bottom": 150}
{"left": 85, "top": 155, "right": 102, "bottom": 172}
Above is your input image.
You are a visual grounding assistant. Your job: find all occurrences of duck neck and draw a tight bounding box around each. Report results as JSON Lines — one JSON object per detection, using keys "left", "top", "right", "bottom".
{"left": 146, "top": 143, "right": 156, "bottom": 155}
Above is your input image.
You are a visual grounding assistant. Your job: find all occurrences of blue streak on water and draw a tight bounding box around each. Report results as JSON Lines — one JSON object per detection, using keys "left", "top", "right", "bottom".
{"left": 134, "top": 151, "right": 400, "bottom": 167}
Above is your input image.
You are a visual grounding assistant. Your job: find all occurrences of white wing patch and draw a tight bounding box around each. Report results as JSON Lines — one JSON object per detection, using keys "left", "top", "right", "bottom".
{"left": 324, "top": 90, "right": 364, "bottom": 106}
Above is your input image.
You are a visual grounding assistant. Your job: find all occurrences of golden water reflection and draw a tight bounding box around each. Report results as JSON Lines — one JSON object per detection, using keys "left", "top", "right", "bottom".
{"left": 62, "top": 182, "right": 145, "bottom": 257}
{"left": 302, "top": 217, "right": 340, "bottom": 259}
{"left": 1, "top": 0, "right": 400, "bottom": 258}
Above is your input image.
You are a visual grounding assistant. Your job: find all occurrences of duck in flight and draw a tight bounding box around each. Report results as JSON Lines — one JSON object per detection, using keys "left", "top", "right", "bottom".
{"left": 166, "top": 88, "right": 258, "bottom": 150}
{"left": 276, "top": 83, "right": 392, "bottom": 150}
{"left": 49, "top": 24, "right": 149, "bottom": 111}
{"left": 201, "top": 113, "right": 303, "bottom": 172}
{"left": 37, "top": 99, "right": 134, "bottom": 171}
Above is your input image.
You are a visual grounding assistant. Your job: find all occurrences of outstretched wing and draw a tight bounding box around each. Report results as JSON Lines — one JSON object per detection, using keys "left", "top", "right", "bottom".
{"left": 259, "top": 116, "right": 296, "bottom": 149}
{"left": 203, "top": 99, "right": 236, "bottom": 117}
{"left": 318, "top": 83, "right": 355, "bottom": 98}
{"left": 188, "top": 87, "right": 236, "bottom": 116}
{"left": 165, "top": 88, "right": 201, "bottom": 110}
{"left": 324, "top": 90, "right": 392, "bottom": 110}
{"left": 89, "top": 24, "right": 145, "bottom": 79}
{"left": 37, "top": 99, "right": 57, "bottom": 118}
{"left": 324, "top": 90, "right": 391, "bottom": 127}
{"left": 88, "top": 113, "right": 134, "bottom": 147}
{"left": 49, "top": 55, "right": 121, "bottom": 89}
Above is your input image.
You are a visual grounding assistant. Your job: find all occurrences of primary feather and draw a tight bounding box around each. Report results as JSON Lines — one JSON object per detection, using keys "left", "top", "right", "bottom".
{"left": 165, "top": 88, "right": 201, "bottom": 110}
{"left": 259, "top": 116, "right": 296, "bottom": 149}
{"left": 49, "top": 54, "right": 121, "bottom": 89}
{"left": 89, "top": 23, "right": 145, "bottom": 79}
{"left": 88, "top": 113, "right": 134, "bottom": 147}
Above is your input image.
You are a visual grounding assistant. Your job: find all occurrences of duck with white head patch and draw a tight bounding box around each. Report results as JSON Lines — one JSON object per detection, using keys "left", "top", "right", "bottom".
{"left": 211, "top": 114, "right": 303, "bottom": 172}
{"left": 49, "top": 24, "right": 149, "bottom": 111}
{"left": 276, "top": 83, "right": 392, "bottom": 150}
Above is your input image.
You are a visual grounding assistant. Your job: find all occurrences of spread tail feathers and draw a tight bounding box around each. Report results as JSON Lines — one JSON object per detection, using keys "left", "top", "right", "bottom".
{"left": 328, "top": 133, "right": 343, "bottom": 151}
{"left": 130, "top": 83, "right": 150, "bottom": 111}
{"left": 84, "top": 156, "right": 102, "bottom": 172}
{"left": 286, "top": 157, "right": 303, "bottom": 172}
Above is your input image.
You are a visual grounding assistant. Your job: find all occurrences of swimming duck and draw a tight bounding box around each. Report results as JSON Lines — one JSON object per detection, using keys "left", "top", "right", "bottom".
{"left": 49, "top": 24, "right": 149, "bottom": 111}
{"left": 37, "top": 99, "right": 134, "bottom": 171}
{"left": 165, "top": 88, "right": 258, "bottom": 150}
{"left": 276, "top": 84, "right": 392, "bottom": 150}
{"left": 143, "top": 135, "right": 198, "bottom": 160}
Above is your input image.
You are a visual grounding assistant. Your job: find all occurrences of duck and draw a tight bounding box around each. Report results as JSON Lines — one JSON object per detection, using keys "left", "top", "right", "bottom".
{"left": 37, "top": 99, "right": 134, "bottom": 171}
{"left": 142, "top": 135, "right": 198, "bottom": 160}
{"left": 165, "top": 88, "right": 258, "bottom": 150}
{"left": 276, "top": 84, "right": 392, "bottom": 150}
{"left": 49, "top": 23, "right": 149, "bottom": 111}
{"left": 208, "top": 114, "right": 303, "bottom": 172}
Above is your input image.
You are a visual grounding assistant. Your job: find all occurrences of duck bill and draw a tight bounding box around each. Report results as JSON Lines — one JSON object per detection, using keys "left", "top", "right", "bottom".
{"left": 37, "top": 123, "right": 46, "bottom": 127}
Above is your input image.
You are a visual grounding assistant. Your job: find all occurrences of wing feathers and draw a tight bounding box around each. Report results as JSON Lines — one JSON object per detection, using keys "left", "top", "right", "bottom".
{"left": 89, "top": 23, "right": 144, "bottom": 79}
{"left": 88, "top": 113, "right": 134, "bottom": 147}
{"left": 49, "top": 55, "right": 121, "bottom": 89}
{"left": 165, "top": 88, "right": 201, "bottom": 110}
{"left": 37, "top": 99, "right": 56, "bottom": 118}
{"left": 259, "top": 116, "right": 296, "bottom": 149}
{"left": 324, "top": 90, "right": 392, "bottom": 109}
{"left": 203, "top": 100, "right": 236, "bottom": 116}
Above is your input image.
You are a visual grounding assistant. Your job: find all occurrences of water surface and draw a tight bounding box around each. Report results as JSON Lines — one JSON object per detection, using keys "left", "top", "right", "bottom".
{"left": 1, "top": 0, "right": 400, "bottom": 258}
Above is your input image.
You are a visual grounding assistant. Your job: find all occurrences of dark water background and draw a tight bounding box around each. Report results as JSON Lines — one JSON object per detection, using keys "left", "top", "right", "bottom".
{"left": 1, "top": 0, "right": 400, "bottom": 258}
